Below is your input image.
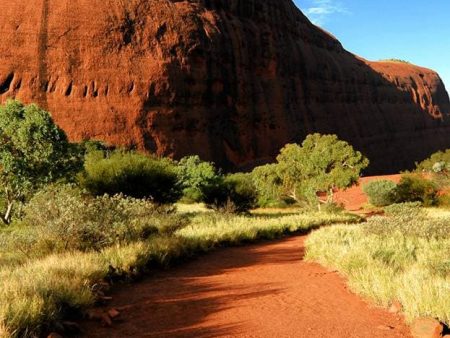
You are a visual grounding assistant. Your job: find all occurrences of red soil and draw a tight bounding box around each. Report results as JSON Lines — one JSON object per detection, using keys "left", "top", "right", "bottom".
{"left": 79, "top": 236, "right": 412, "bottom": 337}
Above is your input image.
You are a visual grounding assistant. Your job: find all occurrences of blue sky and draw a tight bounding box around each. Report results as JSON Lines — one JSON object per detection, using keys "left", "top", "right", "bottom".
{"left": 294, "top": 0, "right": 450, "bottom": 90}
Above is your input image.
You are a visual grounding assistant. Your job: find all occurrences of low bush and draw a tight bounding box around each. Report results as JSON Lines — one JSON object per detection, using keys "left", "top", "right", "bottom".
{"left": 362, "top": 180, "right": 397, "bottom": 207}
{"left": 14, "top": 184, "right": 188, "bottom": 254}
{"left": 79, "top": 150, "right": 182, "bottom": 204}
{"left": 224, "top": 173, "right": 258, "bottom": 213}
{"left": 202, "top": 173, "right": 258, "bottom": 213}
{"left": 394, "top": 174, "right": 438, "bottom": 206}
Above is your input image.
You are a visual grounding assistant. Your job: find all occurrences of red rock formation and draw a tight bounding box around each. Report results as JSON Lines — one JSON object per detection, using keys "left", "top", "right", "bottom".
{"left": 0, "top": 0, "right": 449, "bottom": 173}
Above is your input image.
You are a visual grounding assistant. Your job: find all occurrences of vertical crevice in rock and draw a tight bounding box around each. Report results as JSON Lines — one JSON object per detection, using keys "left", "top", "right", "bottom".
{"left": 37, "top": 0, "right": 50, "bottom": 108}
{"left": 64, "top": 81, "right": 73, "bottom": 96}
{"left": 0, "top": 73, "right": 15, "bottom": 94}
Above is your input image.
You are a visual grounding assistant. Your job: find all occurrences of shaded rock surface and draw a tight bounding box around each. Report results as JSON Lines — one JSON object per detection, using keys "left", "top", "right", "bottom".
{"left": 0, "top": 0, "right": 449, "bottom": 173}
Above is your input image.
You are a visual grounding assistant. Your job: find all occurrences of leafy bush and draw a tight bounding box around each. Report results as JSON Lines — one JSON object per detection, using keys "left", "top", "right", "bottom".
{"left": 79, "top": 150, "right": 182, "bottom": 204}
{"left": 362, "top": 180, "right": 397, "bottom": 207}
{"left": 251, "top": 164, "right": 283, "bottom": 206}
{"left": 415, "top": 150, "right": 450, "bottom": 193}
{"left": 177, "top": 155, "right": 220, "bottom": 203}
{"left": 415, "top": 149, "right": 450, "bottom": 172}
{"left": 202, "top": 173, "right": 258, "bottom": 213}
{"left": 0, "top": 100, "right": 82, "bottom": 224}
{"left": 394, "top": 174, "right": 438, "bottom": 206}
{"left": 224, "top": 173, "right": 258, "bottom": 213}
{"left": 19, "top": 184, "right": 188, "bottom": 253}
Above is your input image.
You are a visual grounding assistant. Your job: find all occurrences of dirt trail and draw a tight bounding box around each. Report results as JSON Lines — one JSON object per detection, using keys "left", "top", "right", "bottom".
{"left": 80, "top": 235, "right": 412, "bottom": 338}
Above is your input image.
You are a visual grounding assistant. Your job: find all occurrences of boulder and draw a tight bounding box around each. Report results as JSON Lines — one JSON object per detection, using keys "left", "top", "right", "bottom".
{"left": 411, "top": 317, "right": 444, "bottom": 338}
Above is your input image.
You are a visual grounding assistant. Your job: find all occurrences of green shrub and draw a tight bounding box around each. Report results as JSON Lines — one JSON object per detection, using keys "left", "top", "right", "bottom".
{"left": 19, "top": 184, "right": 188, "bottom": 253}
{"left": 79, "top": 150, "right": 182, "bottom": 204}
{"left": 415, "top": 149, "right": 450, "bottom": 172}
{"left": 394, "top": 174, "right": 438, "bottom": 206}
{"left": 415, "top": 150, "right": 450, "bottom": 192}
{"left": 202, "top": 173, "right": 258, "bottom": 213}
{"left": 176, "top": 156, "right": 220, "bottom": 203}
{"left": 0, "top": 100, "right": 82, "bottom": 224}
{"left": 362, "top": 180, "right": 397, "bottom": 207}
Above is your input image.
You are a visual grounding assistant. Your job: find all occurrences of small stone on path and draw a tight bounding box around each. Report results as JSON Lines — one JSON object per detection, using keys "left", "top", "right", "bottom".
{"left": 411, "top": 317, "right": 443, "bottom": 338}
{"left": 389, "top": 300, "right": 403, "bottom": 314}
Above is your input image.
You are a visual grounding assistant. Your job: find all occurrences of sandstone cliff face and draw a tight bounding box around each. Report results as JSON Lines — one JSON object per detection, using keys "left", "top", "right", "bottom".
{"left": 0, "top": 0, "right": 449, "bottom": 173}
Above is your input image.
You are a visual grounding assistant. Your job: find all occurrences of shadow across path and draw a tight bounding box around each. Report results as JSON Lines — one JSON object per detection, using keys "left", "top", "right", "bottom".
{"left": 78, "top": 236, "right": 412, "bottom": 338}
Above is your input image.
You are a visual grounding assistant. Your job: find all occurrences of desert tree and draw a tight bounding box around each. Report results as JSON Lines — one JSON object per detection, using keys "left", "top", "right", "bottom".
{"left": 0, "top": 100, "right": 81, "bottom": 224}
{"left": 253, "top": 134, "right": 369, "bottom": 209}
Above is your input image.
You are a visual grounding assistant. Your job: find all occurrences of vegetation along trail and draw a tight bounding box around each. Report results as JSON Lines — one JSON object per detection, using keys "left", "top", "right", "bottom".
{"left": 80, "top": 235, "right": 412, "bottom": 338}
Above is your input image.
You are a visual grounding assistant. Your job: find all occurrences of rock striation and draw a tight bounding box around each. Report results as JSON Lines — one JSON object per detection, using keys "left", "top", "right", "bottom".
{"left": 0, "top": 0, "right": 449, "bottom": 173}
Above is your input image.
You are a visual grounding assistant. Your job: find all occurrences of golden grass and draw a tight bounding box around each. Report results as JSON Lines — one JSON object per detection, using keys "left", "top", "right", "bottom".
{"left": 175, "top": 203, "right": 211, "bottom": 214}
{"left": 0, "top": 210, "right": 359, "bottom": 337}
{"left": 251, "top": 206, "right": 305, "bottom": 215}
{"left": 178, "top": 212, "right": 360, "bottom": 245}
{"left": 306, "top": 221, "right": 450, "bottom": 325}
{"left": 425, "top": 208, "right": 450, "bottom": 219}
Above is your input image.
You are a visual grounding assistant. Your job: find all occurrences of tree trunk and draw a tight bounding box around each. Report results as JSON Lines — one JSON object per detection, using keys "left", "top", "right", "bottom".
{"left": 328, "top": 188, "right": 334, "bottom": 203}
{"left": 2, "top": 202, "right": 13, "bottom": 225}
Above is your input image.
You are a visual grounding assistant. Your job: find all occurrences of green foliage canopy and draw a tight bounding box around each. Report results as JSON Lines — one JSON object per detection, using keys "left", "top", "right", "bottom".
{"left": 202, "top": 173, "right": 258, "bottom": 213}
{"left": 80, "top": 149, "right": 182, "bottom": 204}
{"left": 253, "top": 134, "right": 369, "bottom": 207}
{"left": 416, "top": 149, "right": 450, "bottom": 173}
{"left": 394, "top": 174, "right": 438, "bottom": 207}
{"left": 0, "top": 100, "right": 81, "bottom": 223}
{"left": 177, "top": 155, "right": 220, "bottom": 202}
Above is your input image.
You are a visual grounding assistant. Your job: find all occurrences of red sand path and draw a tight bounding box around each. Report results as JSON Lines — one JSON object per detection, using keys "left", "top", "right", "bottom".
{"left": 80, "top": 235, "right": 412, "bottom": 337}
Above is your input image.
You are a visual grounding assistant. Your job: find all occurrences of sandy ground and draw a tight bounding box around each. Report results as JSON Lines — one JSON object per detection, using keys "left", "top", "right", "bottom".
{"left": 79, "top": 235, "right": 411, "bottom": 338}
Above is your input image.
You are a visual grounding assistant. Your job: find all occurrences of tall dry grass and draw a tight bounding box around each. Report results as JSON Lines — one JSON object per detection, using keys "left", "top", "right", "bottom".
{"left": 0, "top": 210, "right": 358, "bottom": 337}
{"left": 306, "top": 206, "right": 450, "bottom": 325}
